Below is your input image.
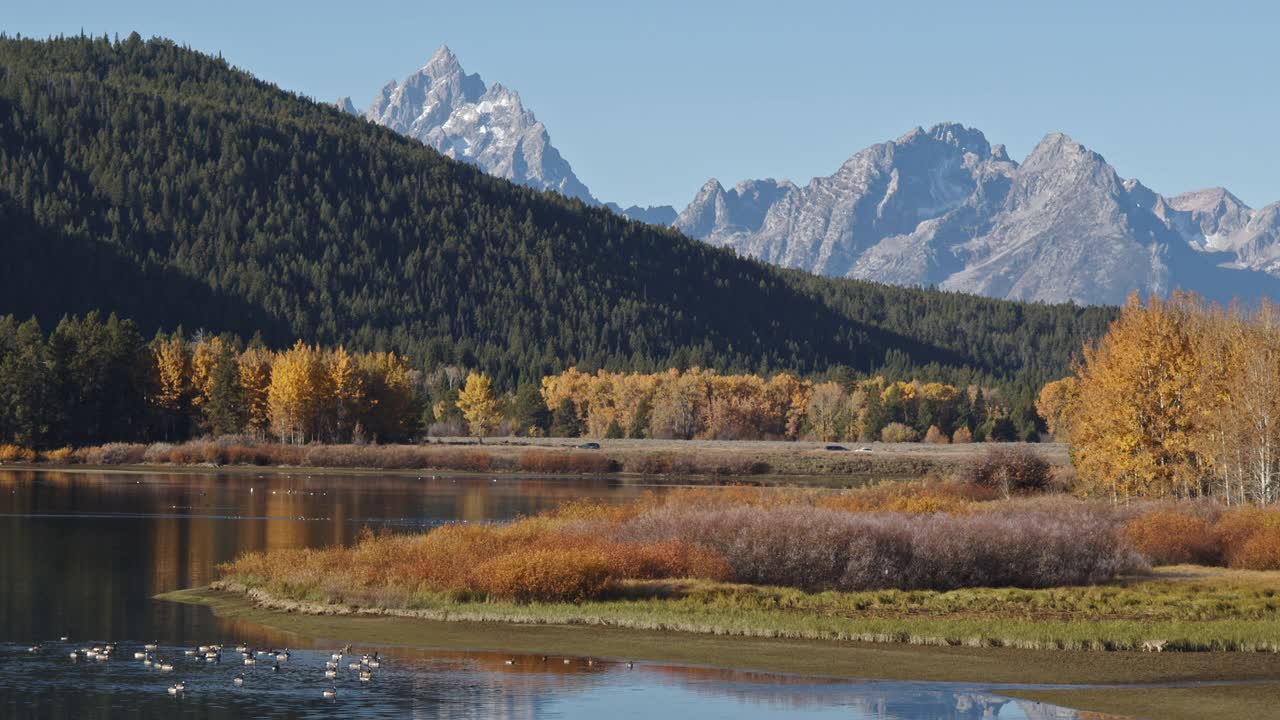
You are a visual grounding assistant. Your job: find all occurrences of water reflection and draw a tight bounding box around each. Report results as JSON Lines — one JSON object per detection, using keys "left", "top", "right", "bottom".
{"left": 0, "top": 470, "right": 1116, "bottom": 719}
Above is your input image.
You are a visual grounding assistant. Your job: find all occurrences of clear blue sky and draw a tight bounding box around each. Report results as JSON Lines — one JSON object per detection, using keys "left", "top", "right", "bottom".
{"left": 9, "top": 1, "right": 1280, "bottom": 209}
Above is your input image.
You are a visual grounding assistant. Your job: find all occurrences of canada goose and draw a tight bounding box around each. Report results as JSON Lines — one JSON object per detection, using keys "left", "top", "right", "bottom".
{"left": 235, "top": 645, "right": 248, "bottom": 653}
{"left": 367, "top": 658, "right": 380, "bottom": 669}
{"left": 144, "top": 642, "right": 158, "bottom": 652}
{"left": 587, "top": 658, "right": 594, "bottom": 667}
{"left": 347, "top": 661, "right": 361, "bottom": 670}
{"left": 233, "top": 674, "right": 244, "bottom": 686}
{"left": 159, "top": 661, "right": 174, "bottom": 672}
{"left": 330, "top": 652, "right": 343, "bottom": 661}
{"left": 59, "top": 636, "right": 69, "bottom": 642}
{"left": 69, "top": 650, "right": 82, "bottom": 661}
{"left": 322, "top": 687, "right": 337, "bottom": 699}
{"left": 626, "top": 661, "right": 634, "bottom": 669}
{"left": 244, "top": 656, "right": 256, "bottom": 665}
{"left": 504, "top": 658, "right": 515, "bottom": 665}
{"left": 182, "top": 649, "right": 196, "bottom": 656}
{"left": 324, "top": 669, "right": 337, "bottom": 679}
{"left": 359, "top": 670, "right": 373, "bottom": 682}
{"left": 167, "top": 681, "right": 185, "bottom": 695}
{"left": 539, "top": 655, "right": 547, "bottom": 662}
{"left": 27, "top": 644, "right": 41, "bottom": 653}
{"left": 198, "top": 645, "right": 210, "bottom": 653}
{"left": 325, "top": 660, "right": 338, "bottom": 669}
{"left": 276, "top": 649, "right": 290, "bottom": 661}
{"left": 272, "top": 661, "right": 281, "bottom": 672}
{"left": 144, "top": 657, "right": 154, "bottom": 667}
{"left": 563, "top": 658, "right": 571, "bottom": 665}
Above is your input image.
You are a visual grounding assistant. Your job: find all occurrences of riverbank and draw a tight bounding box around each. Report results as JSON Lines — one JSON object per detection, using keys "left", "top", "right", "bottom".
{"left": 0, "top": 437, "right": 1069, "bottom": 485}
{"left": 160, "top": 583, "right": 1280, "bottom": 720}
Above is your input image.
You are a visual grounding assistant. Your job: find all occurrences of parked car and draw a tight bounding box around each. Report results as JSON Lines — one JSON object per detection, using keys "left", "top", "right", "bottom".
{"left": 855, "top": 447, "right": 873, "bottom": 453}
{"left": 577, "top": 442, "right": 601, "bottom": 450}
{"left": 824, "top": 444, "right": 849, "bottom": 451}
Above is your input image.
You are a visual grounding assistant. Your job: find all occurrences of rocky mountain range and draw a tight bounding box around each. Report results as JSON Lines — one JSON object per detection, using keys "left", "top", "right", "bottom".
{"left": 342, "top": 49, "right": 1278, "bottom": 305}
{"left": 673, "top": 123, "right": 1280, "bottom": 305}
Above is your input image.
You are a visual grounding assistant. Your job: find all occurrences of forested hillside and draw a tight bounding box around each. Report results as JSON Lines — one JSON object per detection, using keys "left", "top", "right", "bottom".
{"left": 0, "top": 34, "right": 1114, "bottom": 397}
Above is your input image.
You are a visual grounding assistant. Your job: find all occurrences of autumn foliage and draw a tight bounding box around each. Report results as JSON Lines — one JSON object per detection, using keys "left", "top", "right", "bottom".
{"left": 1050, "top": 293, "right": 1280, "bottom": 504}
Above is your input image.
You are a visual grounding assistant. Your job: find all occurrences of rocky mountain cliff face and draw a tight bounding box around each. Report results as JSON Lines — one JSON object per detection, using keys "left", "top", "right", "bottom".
{"left": 674, "top": 123, "right": 1280, "bottom": 305}
{"left": 355, "top": 46, "right": 594, "bottom": 202}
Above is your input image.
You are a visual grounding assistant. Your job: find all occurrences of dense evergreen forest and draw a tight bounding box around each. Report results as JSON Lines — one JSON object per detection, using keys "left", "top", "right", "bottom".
{"left": 0, "top": 33, "right": 1116, "bottom": 435}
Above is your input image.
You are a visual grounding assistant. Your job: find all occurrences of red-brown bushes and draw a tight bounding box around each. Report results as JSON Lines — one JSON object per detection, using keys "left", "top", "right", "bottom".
{"left": 1123, "top": 508, "right": 1221, "bottom": 565}
{"left": 620, "top": 501, "right": 1142, "bottom": 591}
{"left": 82, "top": 443, "right": 147, "bottom": 465}
{"left": 958, "top": 445, "right": 1052, "bottom": 496}
{"left": 518, "top": 450, "right": 617, "bottom": 474}
{"left": 622, "top": 453, "right": 768, "bottom": 476}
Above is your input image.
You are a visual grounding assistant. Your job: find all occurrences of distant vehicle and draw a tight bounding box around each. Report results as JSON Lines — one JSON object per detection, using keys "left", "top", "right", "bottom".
{"left": 824, "top": 445, "right": 848, "bottom": 451}
{"left": 855, "top": 447, "right": 873, "bottom": 453}
{"left": 577, "top": 442, "right": 601, "bottom": 450}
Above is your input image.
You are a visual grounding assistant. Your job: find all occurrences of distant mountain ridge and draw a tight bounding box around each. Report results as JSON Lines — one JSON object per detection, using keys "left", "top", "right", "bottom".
{"left": 674, "top": 123, "right": 1280, "bottom": 305}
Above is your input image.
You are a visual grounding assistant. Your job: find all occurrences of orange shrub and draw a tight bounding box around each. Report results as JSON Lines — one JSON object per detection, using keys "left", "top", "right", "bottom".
{"left": 1215, "top": 508, "right": 1280, "bottom": 568}
{"left": 470, "top": 548, "right": 613, "bottom": 603}
{"left": 924, "top": 425, "right": 949, "bottom": 444}
{"left": 40, "top": 447, "right": 76, "bottom": 464}
{"left": 952, "top": 427, "right": 974, "bottom": 444}
{"left": 1123, "top": 508, "right": 1220, "bottom": 565}
{"left": 0, "top": 444, "right": 38, "bottom": 463}
{"left": 1232, "top": 526, "right": 1280, "bottom": 570}
{"left": 601, "top": 538, "right": 732, "bottom": 581}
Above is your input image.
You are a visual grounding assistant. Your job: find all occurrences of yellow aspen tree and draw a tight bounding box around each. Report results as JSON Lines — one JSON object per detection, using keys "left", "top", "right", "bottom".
{"left": 327, "top": 346, "right": 364, "bottom": 442}
{"left": 456, "top": 371, "right": 501, "bottom": 441}
{"left": 1069, "top": 293, "right": 1208, "bottom": 501}
{"left": 268, "top": 342, "right": 329, "bottom": 444}
{"left": 1036, "top": 377, "right": 1078, "bottom": 441}
{"left": 152, "top": 335, "right": 190, "bottom": 439}
{"left": 806, "top": 381, "right": 851, "bottom": 442}
{"left": 540, "top": 367, "right": 591, "bottom": 423}
{"left": 584, "top": 370, "right": 621, "bottom": 438}
{"left": 189, "top": 335, "right": 229, "bottom": 410}
{"left": 238, "top": 346, "right": 273, "bottom": 439}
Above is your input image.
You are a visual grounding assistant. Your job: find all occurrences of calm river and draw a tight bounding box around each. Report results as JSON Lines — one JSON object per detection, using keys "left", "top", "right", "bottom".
{"left": 0, "top": 469, "right": 1112, "bottom": 718}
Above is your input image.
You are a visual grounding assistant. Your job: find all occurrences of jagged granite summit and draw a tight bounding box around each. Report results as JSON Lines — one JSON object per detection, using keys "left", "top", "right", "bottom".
{"left": 343, "top": 46, "right": 677, "bottom": 225}
{"left": 674, "top": 123, "right": 1280, "bottom": 305}
{"left": 357, "top": 46, "right": 594, "bottom": 202}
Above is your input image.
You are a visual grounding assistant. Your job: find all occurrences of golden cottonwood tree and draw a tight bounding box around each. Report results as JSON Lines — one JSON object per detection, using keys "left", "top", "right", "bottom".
{"left": 1068, "top": 293, "right": 1210, "bottom": 500}
{"left": 807, "top": 381, "right": 852, "bottom": 442}
{"left": 268, "top": 342, "right": 330, "bottom": 444}
{"left": 457, "top": 371, "right": 501, "bottom": 440}
{"left": 152, "top": 335, "right": 190, "bottom": 439}
{"left": 1036, "top": 377, "right": 1077, "bottom": 441}
{"left": 238, "top": 346, "right": 273, "bottom": 439}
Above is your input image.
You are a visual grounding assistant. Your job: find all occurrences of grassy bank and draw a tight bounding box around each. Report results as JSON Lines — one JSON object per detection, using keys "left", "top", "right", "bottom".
{"left": 205, "top": 566, "right": 1280, "bottom": 653}
{"left": 0, "top": 437, "right": 1068, "bottom": 484}
{"left": 161, "top": 585, "right": 1280, "bottom": 720}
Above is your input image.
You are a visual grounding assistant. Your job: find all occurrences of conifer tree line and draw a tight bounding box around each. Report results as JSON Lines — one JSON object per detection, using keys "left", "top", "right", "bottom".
{"left": 0, "top": 33, "right": 1115, "bottom": 434}
{"left": 1042, "top": 293, "right": 1280, "bottom": 504}
{"left": 538, "top": 368, "right": 1026, "bottom": 443}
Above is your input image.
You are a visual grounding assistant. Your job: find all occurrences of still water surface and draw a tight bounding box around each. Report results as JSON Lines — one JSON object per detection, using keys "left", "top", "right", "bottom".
{"left": 0, "top": 469, "right": 1113, "bottom": 718}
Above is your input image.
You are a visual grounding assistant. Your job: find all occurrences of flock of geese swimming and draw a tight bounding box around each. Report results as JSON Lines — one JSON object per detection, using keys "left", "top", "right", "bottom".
{"left": 28, "top": 638, "right": 378, "bottom": 699}
{"left": 27, "top": 638, "right": 637, "bottom": 702}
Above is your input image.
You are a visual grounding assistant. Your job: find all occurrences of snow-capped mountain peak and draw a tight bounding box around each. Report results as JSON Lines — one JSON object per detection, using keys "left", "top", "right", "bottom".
{"left": 359, "top": 45, "right": 593, "bottom": 202}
